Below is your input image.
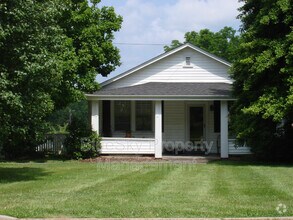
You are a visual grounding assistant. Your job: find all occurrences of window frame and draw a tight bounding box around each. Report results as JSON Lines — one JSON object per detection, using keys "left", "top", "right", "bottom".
{"left": 135, "top": 101, "right": 153, "bottom": 131}
{"left": 186, "top": 56, "right": 191, "bottom": 66}
{"left": 113, "top": 100, "right": 131, "bottom": 131}
{"left": 183, "top": 56, "right": 193, "bottom": 68}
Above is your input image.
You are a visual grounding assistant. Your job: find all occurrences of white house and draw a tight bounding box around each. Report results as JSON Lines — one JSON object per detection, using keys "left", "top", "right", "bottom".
{"left": 86, "top": 43, "right": 250, "bottom": 158}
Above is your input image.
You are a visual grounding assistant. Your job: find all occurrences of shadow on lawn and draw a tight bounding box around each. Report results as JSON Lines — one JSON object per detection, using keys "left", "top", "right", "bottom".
{"left": 208, "top": 158, "right": 293, "bottom": 167}
{"left": 0, "top": 167, "right": 49, "bottom": 183}
{"left": 0, "top": 155, "right": 68, "bottom": 163}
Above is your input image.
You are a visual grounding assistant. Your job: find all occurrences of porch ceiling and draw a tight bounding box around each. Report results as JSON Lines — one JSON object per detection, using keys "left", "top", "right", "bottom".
{"left": 87, "top": 82, "right": 234, "bottom": 100}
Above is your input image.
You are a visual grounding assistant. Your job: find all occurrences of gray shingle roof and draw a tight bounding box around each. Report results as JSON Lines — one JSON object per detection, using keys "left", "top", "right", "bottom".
{"left": 92, "top": 82, "right": 232, "bottom": 98}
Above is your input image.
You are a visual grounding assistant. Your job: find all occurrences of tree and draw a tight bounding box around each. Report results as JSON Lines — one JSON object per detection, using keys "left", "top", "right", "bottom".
{"left": 230, "top": 0, "right": 293, "bottom": 161}
{"left": 0, "top": 0, "right": 122, "bottom": 158}
{"left": 164, "top": 40, "right": 182, "bottom": 52}
{"left": 55, "top": 0, "right": 122, "bottom": 107}
{"left": 46, "top": 100, "right": 89, "bottom": 133}
{"left": 164, "top": 27, "right": 240, "bottom": 62}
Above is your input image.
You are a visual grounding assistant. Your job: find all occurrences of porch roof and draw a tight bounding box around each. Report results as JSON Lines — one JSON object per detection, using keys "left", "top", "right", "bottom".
{"left": 87, "top": 82, "right": 235, "bottom": 100}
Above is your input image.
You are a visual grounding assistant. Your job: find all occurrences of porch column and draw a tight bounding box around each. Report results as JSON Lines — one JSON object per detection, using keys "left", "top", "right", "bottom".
{"left": 91, "top": 100, "right": 100, "bottom": 134}
{"left": 220, "top": 100, "right": 229, "bottom": 158}
{"left": 155, "top": 101, "right": 162, "bottom": 158}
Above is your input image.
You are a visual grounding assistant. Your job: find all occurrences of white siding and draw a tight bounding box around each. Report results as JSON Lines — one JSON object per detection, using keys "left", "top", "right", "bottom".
{"left": 163, "top": 101, "right": 186, "bottom": 143}
{"left": 101, "top": 138, "right": 155, "bottom": 154}
{"left": 162, "top": 101, "right": 219, "bottom": 154}
{"left": 104, "top": 48, "right": 232, "bottom": 90}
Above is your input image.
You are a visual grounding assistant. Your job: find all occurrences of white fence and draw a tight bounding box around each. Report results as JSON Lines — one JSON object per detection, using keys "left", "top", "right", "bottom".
{"left": 228, "top": 139, "right": 251, "bottom": 155}
{"left": 37, "top": 134, "right": 67, "bottom": 154}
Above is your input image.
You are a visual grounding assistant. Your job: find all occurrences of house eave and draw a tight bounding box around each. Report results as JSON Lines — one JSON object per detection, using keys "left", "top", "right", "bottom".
{"left": 86, "top": 94, "right": 236, "bottom": 101}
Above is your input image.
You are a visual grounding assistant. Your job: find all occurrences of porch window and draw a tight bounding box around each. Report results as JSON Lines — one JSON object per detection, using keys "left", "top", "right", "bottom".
{"left": 136, "top": 101, "right": 152, "bottom": 131}
{"left": 114, "top": 101, "right": 131, "bottom": 131}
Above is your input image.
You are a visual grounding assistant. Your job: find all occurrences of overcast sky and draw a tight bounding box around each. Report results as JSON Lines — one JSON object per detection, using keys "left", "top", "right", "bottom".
{"left": 98, "top": 0, "right": 243, "bottom": 83}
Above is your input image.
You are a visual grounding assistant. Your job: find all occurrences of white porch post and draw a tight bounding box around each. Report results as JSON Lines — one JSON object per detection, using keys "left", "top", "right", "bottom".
{"left": 91, "top": 100, "right": 100, "bottom": 134}
{"left": 131, "top": 101, "right": 136, "bottom": 132}
{"left": 155, "top": 101, "right": 162, "bottom": 158}
{"left": 220, "top": 100, "right": 229, "bottom": 158}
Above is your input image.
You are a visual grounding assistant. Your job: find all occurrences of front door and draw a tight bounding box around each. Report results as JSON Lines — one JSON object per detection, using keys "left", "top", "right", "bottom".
{"left": 189, "top": 107, "right": 204, "bottom": 145}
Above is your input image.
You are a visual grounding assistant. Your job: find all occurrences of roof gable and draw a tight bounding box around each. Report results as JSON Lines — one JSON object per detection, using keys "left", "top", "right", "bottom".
{"left": 101, "top": 43, "right": 231, "bottom": 87}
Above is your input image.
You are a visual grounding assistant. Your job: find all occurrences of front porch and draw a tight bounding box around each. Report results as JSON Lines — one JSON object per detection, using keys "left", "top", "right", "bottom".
{"left": 91, "top": 99, "right": 233, "bottom": 158}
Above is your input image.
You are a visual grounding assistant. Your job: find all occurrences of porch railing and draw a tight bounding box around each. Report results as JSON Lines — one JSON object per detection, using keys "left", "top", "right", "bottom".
{"left": 101, "top": 137, "right": 155, "bottom": 154}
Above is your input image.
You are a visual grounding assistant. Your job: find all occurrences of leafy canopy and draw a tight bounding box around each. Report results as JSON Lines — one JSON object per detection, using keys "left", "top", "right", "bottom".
{"left": 164, "top": 27, "right": 240, "bottom": 62}
{"left": 0, "top": 0, "right": 122, "bottom": 158}
{"left": 230, "top": 0, "right": 293, "bottom": 160}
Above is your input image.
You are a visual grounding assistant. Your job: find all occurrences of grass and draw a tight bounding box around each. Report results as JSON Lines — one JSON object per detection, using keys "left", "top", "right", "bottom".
{"left": 0, "top": 160, "right": 292, "bottom": 218}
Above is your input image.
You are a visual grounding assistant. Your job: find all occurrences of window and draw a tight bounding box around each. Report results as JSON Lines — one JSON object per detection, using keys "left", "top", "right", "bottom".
{"left": 136, "top": 101, "right": 152, "bottom": 131}
{"left": 114, "top": 101, "right": 131, "bottom": 131}
{"left": 185, "top": 56, "right": 191, "bottom": 66}
{"left": 102, "top": 100, "right": 111, "bottom": 136}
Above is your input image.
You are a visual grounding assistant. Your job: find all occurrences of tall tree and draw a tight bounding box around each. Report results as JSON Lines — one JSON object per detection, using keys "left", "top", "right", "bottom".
{"left": 230, "top": 0, "right": 293, "bottom": 160}
{"left": 0, "top": 0, "right": 122, "bottom": 158}
{"left": 55, "top": 0, "right": 122, "bottom": 107}
{"left": 164, "top": 27, "right": 240, "bottom": 62}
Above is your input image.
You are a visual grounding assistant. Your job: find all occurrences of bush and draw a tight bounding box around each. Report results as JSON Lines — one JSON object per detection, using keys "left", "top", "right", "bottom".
{"left": 78, "top": 132, "right": 101, "bottom": 159}
{"left": 233, "top": 115, "right": 293, "bottom": 162}
{"left": 64, "top": 115, "right": 100, "bottom": 159}
{"left": 1, "top": 127, "right": 44, "bottom": 160}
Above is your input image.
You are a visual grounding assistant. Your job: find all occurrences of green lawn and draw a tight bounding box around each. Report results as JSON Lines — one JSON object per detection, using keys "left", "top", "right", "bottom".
{"left": 0, "top": 160, "right": 292, "bottom": 218}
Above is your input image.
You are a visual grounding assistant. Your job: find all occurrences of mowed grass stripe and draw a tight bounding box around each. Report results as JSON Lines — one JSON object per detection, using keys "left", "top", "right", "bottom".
{"left": 40, "top": 163, "right": 176, "bottom": 217}
{"left": 252, "top": 166, "right": 293, "bottom": 198}
{"left": 0, "top": 162, "right": 138, "bottom": 217}
{"left": 209, "top": 164, "right": 275, "bottom": 216}
{"left": 0, "top": 161, "right": 292, "bottom": 218}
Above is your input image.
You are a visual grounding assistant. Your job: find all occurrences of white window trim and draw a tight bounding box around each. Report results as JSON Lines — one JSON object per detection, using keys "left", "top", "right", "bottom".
{"left": 185, "top": 102, "right": 208, "bottom": 142}
{"left": 182, "top": 55, "right": 193, "bottom": 68}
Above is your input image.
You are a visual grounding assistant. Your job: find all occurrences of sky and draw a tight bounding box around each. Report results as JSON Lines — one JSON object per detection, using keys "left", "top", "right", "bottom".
{"left": 97, "top": 0, "right": 243, "bottom": 83}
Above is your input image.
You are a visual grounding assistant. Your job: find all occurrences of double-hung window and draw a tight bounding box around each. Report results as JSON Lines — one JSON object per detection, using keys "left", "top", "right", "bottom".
{"left": 114, "top": 101, "right": 152, "bottom": 132}
{"left": 114, "top": 101, "right": 131, "bottom": 131}
{"left": 135, "top": 101, "right": 152, "bottom": 131}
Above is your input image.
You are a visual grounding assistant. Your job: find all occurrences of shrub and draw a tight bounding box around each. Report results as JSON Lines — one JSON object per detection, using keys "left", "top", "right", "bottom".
{"left": 64, "top": 115, "right": 100, "bottom": 159}
{"left": 79, "top": 132, "right": 101, "bottom": 159}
